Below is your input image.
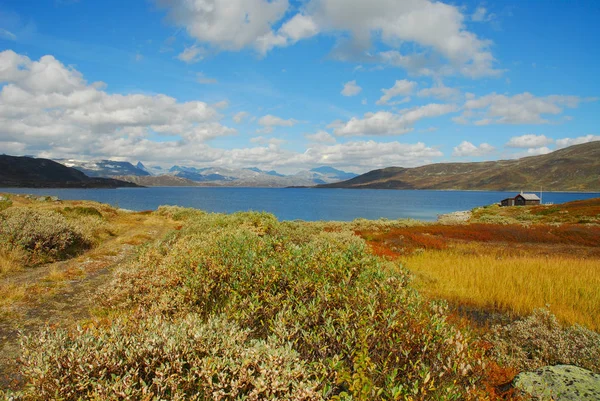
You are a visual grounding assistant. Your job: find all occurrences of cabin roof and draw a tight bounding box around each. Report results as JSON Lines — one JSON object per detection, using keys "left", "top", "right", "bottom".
{"left": 516, "top": 193, "right": 540, "bottom": 201}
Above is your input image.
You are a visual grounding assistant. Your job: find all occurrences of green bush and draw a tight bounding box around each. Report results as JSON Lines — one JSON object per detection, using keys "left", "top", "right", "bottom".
{"left": 62, "top": 206, "right": 104, "bottom": 219}
{"left": 11, "top": 315, "right": 321, "bottom": 401}
{"left": 492, "top": 308, "right": 600, "bottom": 373}
{"left": 0, "top": 207, "right": 92, "bottom": 264}
{"left": 0, "top": 197, "right": 12, "bottom": 212}
{"left": 97, "top": 213, "right": 485, "bottom": 399}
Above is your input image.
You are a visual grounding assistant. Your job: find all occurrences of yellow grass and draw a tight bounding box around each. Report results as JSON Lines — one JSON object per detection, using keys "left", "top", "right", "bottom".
{"left": 0, "top": 245, "right": 26, "bottom": 276}
{"left": 403, "top": 248, "right": 600, "bottom": 331}
{"left": 0, "top": 284, "right": 26, "bottom": 316}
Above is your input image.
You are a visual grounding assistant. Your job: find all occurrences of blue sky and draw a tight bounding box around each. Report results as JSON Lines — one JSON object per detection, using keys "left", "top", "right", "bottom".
{"left": 0, "top": 0, "right": 598, "bottom": 173}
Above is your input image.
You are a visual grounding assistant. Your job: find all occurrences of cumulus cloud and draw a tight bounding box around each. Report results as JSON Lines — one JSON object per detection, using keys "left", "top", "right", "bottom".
{"left": 376, "top": 80, "right": 417, "bottom": 105}
{"left": 0, "top": 50, "right": 236, "bottom": 161}
{"left": 233, "top": 111, "right": 250, "bottom": 123}
{"left": 555, "top": 134, "right": 600, "bottom": 149}
{"left": 341, "top": 80, "right": 362, "bottom": 96}
{"left": 305, "top": 130, "right": 336, "bottom": 143}
{"left": 452, "top": 141, "right": 494, "bottom": 157}
{"left": 417, "top": 83, "right": 460, "bottom": 100}
{"left": 250, "top": 135, "right": 286, "bottom": 146}
{"left": 257, "top": 114, "right": 298, "bottom": 133}
{"left": 299, "top": 140, "right": 443, "bottom": 169}
{"left": 525, "top": 147, "right": 552, "bottom": 156}
{"left": 157, "top": 0, "right": 500, "bottom": 77}
{"left": 177, "top": 45, "right": 205, "bottom": 63}
{"left": 333, "top": 103, "right": 457, "bottom": 136}
{"left": 471, "top": 6, "right": 495, "bottom": 22}
{"left": 158, "top": 0, "right": 288, "bottom": 52}
{"left": 506, "top": 134, "right": 554, "bottom": 148}
{"left": 458, "top": 92, "right": 585, "bottom": 125}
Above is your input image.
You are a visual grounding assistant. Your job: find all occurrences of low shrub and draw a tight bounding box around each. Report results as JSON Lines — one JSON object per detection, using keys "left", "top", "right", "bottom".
{"left": 98, "top": 215, "right": 485, "bottom": 399}
{"left": 0, "top": 207, "right": 92, "bottom": 264}
{"left": 0, "top": 242, "right": 27, "bottom": 275}
{"left": 155, "top": 205, "right": 206, "bottom": 221}
{"left": 0, "top": 197, "right": 12, "bottom": 212}
{"left": 491, "top": 308, "right": 600, "bottom": 373}
{"left": 10, "top": 315, "right": 321, "bottom": 401}
{"left": 62, "top": 206, "right": 103, "bottom": 219}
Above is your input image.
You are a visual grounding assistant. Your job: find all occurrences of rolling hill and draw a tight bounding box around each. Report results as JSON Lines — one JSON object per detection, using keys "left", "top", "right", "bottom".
{"left": 0, "top": 155, "right": 139, "bottom": 188}
{"left": 318, "top": 141, "right": 600, "bottom": 192}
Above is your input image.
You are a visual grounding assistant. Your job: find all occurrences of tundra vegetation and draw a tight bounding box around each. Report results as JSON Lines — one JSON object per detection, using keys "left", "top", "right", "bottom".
{"left": 0, "top": 194, "right": 598, "bottom": 400}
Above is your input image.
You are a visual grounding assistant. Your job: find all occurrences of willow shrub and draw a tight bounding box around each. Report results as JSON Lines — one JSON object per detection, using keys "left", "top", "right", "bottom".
{"left": 14, "top": 210, "right": 485, "bottom": 400}
{"left": 492, "top": 308, "right": 600, "bottom": 373}
{"left": 0, "top": 207, "right": 92, "bottom": 264}
{"left": 13, "top": 315, "right": 321, "bottom": 401}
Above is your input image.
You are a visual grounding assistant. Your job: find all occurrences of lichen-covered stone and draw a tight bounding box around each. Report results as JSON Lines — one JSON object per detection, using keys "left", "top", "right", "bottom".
{"left": 514, "top": 365, "right": 600, "bottom": 400}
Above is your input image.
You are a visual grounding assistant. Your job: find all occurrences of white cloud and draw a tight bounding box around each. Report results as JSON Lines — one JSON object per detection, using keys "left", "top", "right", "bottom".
{"left": 458, "top": 92, "right": 586, "bottom": 125}
{"left": 233, "top": 111, "right": 250, "bottom": 123}
{"left": 177, "top": 45, "right": 205, "bottom": 63}
{"left": 376, "top": 80, "right": 417, "bottom": 105}
{"left": 257, "top": 114, "right": 298, "bottom": 133}
{"left": 525, "top": 146, "right": 552, "bottom": 156}
{"left": 506, "top": 134, "right": 554, "bottom": 148}
{"left": 212, "top": 100, "right": 229, "bottom": 109}
{"left": 333, "top": 103, "right": 456, "bottom": 136}
{"left": 158, "top": 0, "right": 288, "bottom": 52}
{"left": 158, "top": 0, "right": 499, "bottom": 77}
{"left": 452, "top": 141, "right": 494, "bottom": 157}
{"left": 471, "top": 6, "right": 495, "bottom": 22}
{"left": 314, "top": 0, "right": 500, "bottom": 77}
{"left": 196, "top": 72, "right": 218, "bottom": 84}
{"left": 417, "top": 84, "right": 460, "bottom": 100}
{"left": 279, "top": 14, "right": 319, "bottom": 42}
{"left": 0, "top": 50, "right": 236, "bottom": 161}
{"left": 299, "top": 140, "right": 443, "bottom": 169}
{"left": 341, "top": 80, "right": 362, "bottom": 96}
{"left": 555, "top": 134, "right": 600, "bottom": 149}
{"left": 250, "top": 135, "right": 286, "bottom": 146}
{"left": 305, "top": 130, "right": 336, "bottom": 143}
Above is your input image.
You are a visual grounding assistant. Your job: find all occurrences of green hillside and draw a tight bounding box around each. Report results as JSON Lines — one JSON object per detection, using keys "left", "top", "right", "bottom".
{"left": 319, "top": 141, "right": 600, "bottom": 192}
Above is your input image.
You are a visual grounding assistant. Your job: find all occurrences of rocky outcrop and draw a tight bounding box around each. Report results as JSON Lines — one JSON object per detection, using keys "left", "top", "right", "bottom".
{"left": 513, "top": 365, "right": 600, "bottom": 400}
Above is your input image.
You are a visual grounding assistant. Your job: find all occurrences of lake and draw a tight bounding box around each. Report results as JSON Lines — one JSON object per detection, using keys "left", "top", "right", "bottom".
{"left": 1, "top": 187, "right": 598, "bottom": 222}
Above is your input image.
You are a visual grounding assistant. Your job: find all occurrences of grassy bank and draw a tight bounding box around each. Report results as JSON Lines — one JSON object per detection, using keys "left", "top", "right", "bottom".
{"left": 0, "top": 195, "right": 598, "bottom": 400}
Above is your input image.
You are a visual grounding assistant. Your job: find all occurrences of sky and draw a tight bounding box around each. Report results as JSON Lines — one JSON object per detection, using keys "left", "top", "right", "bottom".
{"left": 0, "top": 0, "right": 599, "bottom": 174}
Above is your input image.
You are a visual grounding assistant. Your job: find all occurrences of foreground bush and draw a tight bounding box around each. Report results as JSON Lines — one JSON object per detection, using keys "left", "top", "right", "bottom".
{"left": 492, "top": 308, "right": 600, "bottom": 373}
{"left": 0, "top": 207, "right": 92, "bottom": 264}
{"left": 95, "top": 211, "right": 485, "bottom": 399}
{"left": 11, "top": 315, "right": 321, "bottom": 401}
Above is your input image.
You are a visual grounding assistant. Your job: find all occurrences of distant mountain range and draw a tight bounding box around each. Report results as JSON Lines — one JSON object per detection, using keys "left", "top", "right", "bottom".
{"left": 57, "top": 159, "right": 150, "bottom": 178}
{"left": 0, "top": 155, "right": 139, "bottom": 188}
{"left": 53, "top": 160, "right": 358, "bottom": 187}
{"left": 318, "top": 141, "right": 600, "bottom": 192}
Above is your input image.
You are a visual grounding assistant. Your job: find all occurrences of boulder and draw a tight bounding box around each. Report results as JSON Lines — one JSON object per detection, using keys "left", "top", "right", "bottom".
{"left": 513, "top": 365, "right": 600, "bottom": 400}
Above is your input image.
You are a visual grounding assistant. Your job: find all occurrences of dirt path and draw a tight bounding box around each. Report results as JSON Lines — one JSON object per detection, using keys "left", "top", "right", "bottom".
{"left": 0, "top": 213, "right": 173, "bottom": 390}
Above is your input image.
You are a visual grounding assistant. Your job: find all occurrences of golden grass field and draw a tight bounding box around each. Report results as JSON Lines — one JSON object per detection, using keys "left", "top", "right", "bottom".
{"left": 403, "top": 248, "right": 600, "bottom": 331}
{"left": 358, "top": 198, "right": 600, "bottom": 332}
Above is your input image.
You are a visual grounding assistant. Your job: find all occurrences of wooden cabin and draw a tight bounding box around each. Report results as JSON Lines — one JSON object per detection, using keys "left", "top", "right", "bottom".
{"left": 500, "top": 197, "right": 515, "bottom": 206}
{"left": 500, "top": 192, "right": 541, "bottom": 207}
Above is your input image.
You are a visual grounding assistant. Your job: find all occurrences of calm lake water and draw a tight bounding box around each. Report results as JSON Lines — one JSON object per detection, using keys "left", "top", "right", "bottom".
{"left": 1, "top": 187, "right": 598, "bottom": 222}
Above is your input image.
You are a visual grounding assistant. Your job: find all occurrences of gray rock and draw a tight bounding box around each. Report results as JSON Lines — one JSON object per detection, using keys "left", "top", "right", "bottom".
{"left": 36, "top": 196, "right": 60, "bottom": 202}
{"left": 0, "top": 196, "right": 6, "bottom": 201}
{"left": 514, "top": 365, "right": 600, "bottom": 400}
